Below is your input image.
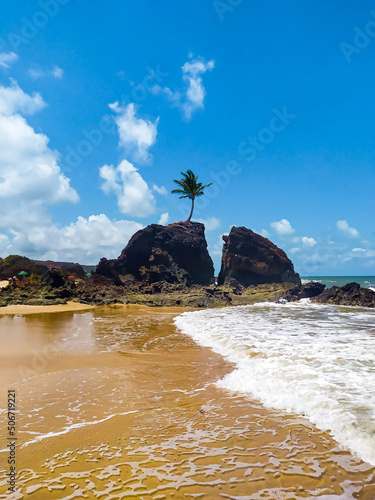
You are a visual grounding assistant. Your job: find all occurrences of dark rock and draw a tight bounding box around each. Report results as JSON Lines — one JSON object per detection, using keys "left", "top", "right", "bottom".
{"left": 313, "top": 282, "right": 375, "bottom": 308}
{"left": 218, "top": 226, "right": 301, "bottom": 287}
{"left": 300, "top": 281, "right": 326, "bottom": 298}
{"left": 96, "top": 258, "right": 122, "bottom": 285}
{"left": 282, "top": 281, "right": 326, "bottom": 302}
{"left": 58, "top": 288, "right": 74, "bottom": 299}
{"left": 37, "top": 260, "right": 86, "bottom": 279}
{"left": 41, "top": 270, "right": 67, "bottom": 288}
{"left": 97, "top": 222, "right": 214, "bottom": 286}
{"left": 0, "top": 255, "right": 48, "bottom": 280}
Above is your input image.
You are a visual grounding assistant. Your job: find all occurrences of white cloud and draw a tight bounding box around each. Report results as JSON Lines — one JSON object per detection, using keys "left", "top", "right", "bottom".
{"left": 29, "top": 65, "right": 64, "bottom": 80}
{"left": 52, "top": 66, "right": 63, "bottom": 78}
{"left": 1, "top": 215, "right": 143, "bottom": 263}
{"left": 270, "top": 218, "right": 295, "bottom": 236}
{"left": 337, "top": 220, "right": 360, "bottom": 238}
{"left": 109, "top": 102, "right": 158, "bottom": 163}
{"left": 302, "top": 236, "right": 317, "bottom": 247}
{"left": 100, "top": 160, "right": 156, "bottom": 217}
{"left": 0, "top": 233, "right": 10, "bottom": 253}
{"left": 0, "top": 80, "right": 45, "bottom": 116}
{"left": 0, "top": 52, "right": 18, "bottom": 69}
{"left": 350, "top": 248, "right": 375, "bottom": 258}
{"left": 151, "top": 56, "right": 214, "bottom": 120}
{"left": 256, "top": 221, "right": 375, "bottom": 275}
{"left": 260, "top": 229, "right": 270, "bottom": 238}
{"left": 153, "top": 184, "right": 168, "bottom": 195}
{"left": 149, "top": 85, "right": 174, "bottom": 98}
{"left": 158, "top": 212, "right": 169, "bottom": 225}
{"left": 28, "top": 68, "right": 44, "bottom": 79}
{"left": 182, "top": 57, "right": 215, "bottom": 119}
{"left": 0, "top": 114, "right": 78, "bottom": 205}
{"left": 0, "top": 202, "right": 51, "bottom": 232}
{"left": 196, "top": 216, "right": 221, "bottom": 231}
{"left": 0, "top": 81, "right": 78, "bottom": 234}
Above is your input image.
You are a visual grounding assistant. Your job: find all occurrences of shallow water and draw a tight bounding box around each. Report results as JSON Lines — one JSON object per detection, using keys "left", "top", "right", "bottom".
{"left": 0, "top": 305, "right": 374, "bottom": 499}
{"left": 175, "top": 301, "right": 375, "bottom": 467}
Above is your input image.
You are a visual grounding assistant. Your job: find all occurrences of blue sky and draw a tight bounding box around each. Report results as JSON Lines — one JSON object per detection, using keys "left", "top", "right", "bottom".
{"left": 0, "top": 0, "right": 374, "bottom": 275}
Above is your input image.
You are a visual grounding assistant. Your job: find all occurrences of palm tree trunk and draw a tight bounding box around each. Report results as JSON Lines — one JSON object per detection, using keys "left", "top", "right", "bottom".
{"left": 186, "top": 197, "right": 195, "bottom": 222}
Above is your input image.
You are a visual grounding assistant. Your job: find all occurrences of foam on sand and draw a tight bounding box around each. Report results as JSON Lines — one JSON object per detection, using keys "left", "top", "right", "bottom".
{"left": 175, "top": 301, "right": 375, "bottom": 465}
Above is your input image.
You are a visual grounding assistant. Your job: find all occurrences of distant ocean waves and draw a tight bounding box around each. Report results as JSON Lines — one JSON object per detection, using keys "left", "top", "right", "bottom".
{"left": 175, "top": 301, "right": 375, "bottom": 465}
{"left": 301, "top": 276, "right": 375, "bottom": 290}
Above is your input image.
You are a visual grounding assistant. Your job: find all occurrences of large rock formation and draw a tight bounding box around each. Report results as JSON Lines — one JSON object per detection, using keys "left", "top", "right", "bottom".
{"left": 313, "top": 282, "right": 375, "bottom": 308}
{"left": 218, "top": 226, "right": 301, "bottom": 287}
{"left": 97, "top": 222, "right": 214, "bottom": 286}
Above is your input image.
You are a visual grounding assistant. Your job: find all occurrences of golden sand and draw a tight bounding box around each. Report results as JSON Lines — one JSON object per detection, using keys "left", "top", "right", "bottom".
{"left": 0, "top": 301, "right": 94, "bottom": 316}
{"left": 0, "top": 304, "right": 374, "bottom": 499}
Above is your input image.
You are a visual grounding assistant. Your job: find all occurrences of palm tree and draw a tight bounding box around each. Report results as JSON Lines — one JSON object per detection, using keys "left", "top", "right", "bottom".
{"left": 172, "top": 170, "right": 212, "bottom": 223}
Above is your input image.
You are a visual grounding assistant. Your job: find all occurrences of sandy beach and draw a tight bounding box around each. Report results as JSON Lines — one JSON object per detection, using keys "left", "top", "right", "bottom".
{"left": 0, "top": 304, "right": 374, "bottom": 499}
{"left": 0, "top": 301, "right": 94, "bottom": 316}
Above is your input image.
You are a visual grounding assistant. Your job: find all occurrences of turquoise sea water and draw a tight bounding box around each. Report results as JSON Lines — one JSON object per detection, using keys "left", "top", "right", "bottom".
{"left": 301, "top": 276, "right": 375, "bottom": 290}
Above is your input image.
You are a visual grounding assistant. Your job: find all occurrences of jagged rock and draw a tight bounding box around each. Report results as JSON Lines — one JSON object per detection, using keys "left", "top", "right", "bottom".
{"left": 313, "top": 282, "right": 375, "bottom": 308}
{"left": 97, "top": 222, "right": 214, "bottom": 286}
{"left": 218, "top": 226, "right": 301, "bottom": 287}
{"left": 282, "top": 281, "right": 326, "bottom": 302}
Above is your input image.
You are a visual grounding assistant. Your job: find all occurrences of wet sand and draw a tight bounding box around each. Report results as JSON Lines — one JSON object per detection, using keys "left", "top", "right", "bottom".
{"left": 0, "top": 304, "right": 374, "bottom": 499}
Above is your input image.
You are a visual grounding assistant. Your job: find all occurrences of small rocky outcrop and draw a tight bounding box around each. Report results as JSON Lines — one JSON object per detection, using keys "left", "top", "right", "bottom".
{"left": 0, "top": 255, "right": 85, "bottom": 280}
{"left": 218, "top": 226, "right": 301, "bottom": 287}
{"left": 37, "top": 260, "right": 86, "bottom": 279}
{"left": 313, "top": 282, "right": 375, "bottom": 308}
{"left": 97, "top": 222, "right": 214, "bottom": 286}
{"left": 281, "top": 281, "right": 326, "bottom": 302}
{"left": 0, "top": 269, "right": 76, "bottom": 306}
{"left": 0, "top": 255, "right": 47, "bottom": 280}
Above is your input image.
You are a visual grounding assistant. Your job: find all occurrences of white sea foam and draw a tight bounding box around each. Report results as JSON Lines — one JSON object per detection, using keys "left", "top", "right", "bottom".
{"left": 301, "top": 278, "right": 322, "bottom": 285}
{"left": 19, "top": 410, "right": 138, "bottom": 448}
{"left": 174, "top": 301, "right": 375, "bottom": 465}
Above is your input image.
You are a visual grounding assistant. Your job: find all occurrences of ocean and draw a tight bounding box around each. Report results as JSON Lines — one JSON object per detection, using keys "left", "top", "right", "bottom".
{"left": 175, "top": 300, "right": 375, "bottom": 466}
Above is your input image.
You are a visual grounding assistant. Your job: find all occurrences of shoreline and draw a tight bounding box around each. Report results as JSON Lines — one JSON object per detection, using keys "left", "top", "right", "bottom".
{"left": 0, "top": 301, "right": 95, "bottom": 316}
{"left": 0, "top": 301, "right": 197, "bottom": 317}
